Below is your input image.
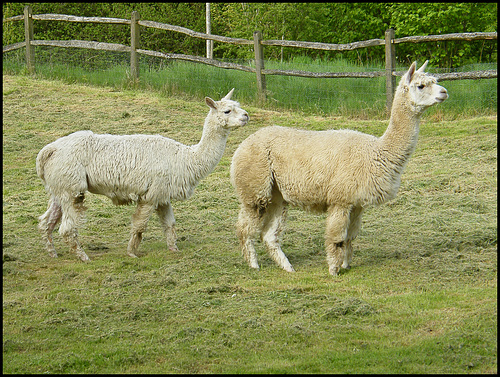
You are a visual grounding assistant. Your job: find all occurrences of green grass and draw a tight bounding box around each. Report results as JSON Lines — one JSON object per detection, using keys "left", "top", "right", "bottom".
{"left": 2, "top": 74, "right": 497, "bottom": 373}
{"left": 2, "top": 47, "right": 497, "bottom": 118}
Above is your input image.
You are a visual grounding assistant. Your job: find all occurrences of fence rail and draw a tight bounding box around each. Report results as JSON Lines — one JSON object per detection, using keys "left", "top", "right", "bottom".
{"left": 3, "top": 6, "right": 497, "bottom": 111}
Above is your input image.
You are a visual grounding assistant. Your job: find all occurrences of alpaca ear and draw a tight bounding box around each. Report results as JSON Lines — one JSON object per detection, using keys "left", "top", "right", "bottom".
{"left": 406, "top": 61, "right": 417, "bottom": 84}
{"left": 205, "top": 97, "right": 217, "bottom": 109}
{"left": 223, "top": 88, "right": 235, "bottom": 100}
{"left": 417, "top": 60, "right": 429, "bottom": 73}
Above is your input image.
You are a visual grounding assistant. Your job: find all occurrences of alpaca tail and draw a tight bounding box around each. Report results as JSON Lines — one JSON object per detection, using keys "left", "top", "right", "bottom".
{"left": 36, "top": 145, "right": 57, "bottom": 182}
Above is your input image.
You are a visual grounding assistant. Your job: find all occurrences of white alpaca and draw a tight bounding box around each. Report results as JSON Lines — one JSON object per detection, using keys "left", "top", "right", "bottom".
{"left": 230, "top": 61, "right": 448, "bottom": 276}
{"left": 37, "top": 89, "right": 249, "bottom": 261}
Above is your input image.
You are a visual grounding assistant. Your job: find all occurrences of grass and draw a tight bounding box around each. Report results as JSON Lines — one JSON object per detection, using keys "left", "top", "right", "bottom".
{"left": 2, "top": 47, "right": 497, "bottom": 119}
{"left": 2, "top": 74, "right": 497, "bottom": 373}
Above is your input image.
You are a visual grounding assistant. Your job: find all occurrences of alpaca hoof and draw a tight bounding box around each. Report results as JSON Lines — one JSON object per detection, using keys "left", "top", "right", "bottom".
{"left": 329, "top": 266, "right": 340, "bottom": 276}
{"left": 168, "top": 245, "right": 179, "bottom": 252}
{"left": 77, "top": 252, "right": 90, "bottom": 262}
{"left": 284, "top": 265, "right": 296, "bottom": 273}
{"left": 127, "top": 253, "right": 138, "bottom": 258}
{"left": 249, "top": 263, "right": 260, "bottom": 270}
{"left": 48, "top": 251, "right": 58, "bottom": 258}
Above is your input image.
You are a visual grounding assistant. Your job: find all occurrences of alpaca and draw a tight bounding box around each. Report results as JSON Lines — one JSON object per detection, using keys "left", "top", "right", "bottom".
{"left": 230, "top": 61, "right": 448, "bottom": 276}
{"left": 37, "top": 89, "right": 249, "bottom": 261}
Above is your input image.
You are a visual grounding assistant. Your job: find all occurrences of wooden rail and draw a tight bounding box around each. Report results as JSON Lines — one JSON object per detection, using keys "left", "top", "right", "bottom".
{"left": 3, "top": 6, "right": 497, "bottom": 112}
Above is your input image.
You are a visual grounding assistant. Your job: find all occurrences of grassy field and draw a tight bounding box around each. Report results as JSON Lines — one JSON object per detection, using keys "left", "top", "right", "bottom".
{"left": 2, "top": 74, "right": 497, "bottom": 373}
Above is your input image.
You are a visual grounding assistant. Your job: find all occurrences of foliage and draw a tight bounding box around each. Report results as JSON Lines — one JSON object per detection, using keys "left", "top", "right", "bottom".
{"left": 2, "top": 3, "right": 207, "bottom": 55}
{"left": 2, "top": 75, "right": 497, "bottom": 373}
{"left": 389, "top": 3, "right": 498, "bottom": 67}
{"left": 309, "top": 3, "right": 391, "bottom": 64}
{"left": 2, "top": 3, "right": 497, "bottom": 67}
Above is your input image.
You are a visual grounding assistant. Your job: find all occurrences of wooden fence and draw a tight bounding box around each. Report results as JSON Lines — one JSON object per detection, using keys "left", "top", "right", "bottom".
{"left": 3, "top": 6, "right": 498, "bottom": 111}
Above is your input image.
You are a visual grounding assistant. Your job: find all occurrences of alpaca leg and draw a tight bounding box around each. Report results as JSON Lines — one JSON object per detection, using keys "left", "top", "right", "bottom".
{"left": 156, "top": 202, "right": 179, "bottom": 252}
{"left": 342, "top": 206, "right": 364, "bottom": 269}
{"left": 342, "top": 240, "right": 353, "bottom": 270}
{"left": 325, "top": 205, "right": 352, "bottom": 276}
{"left": 127, "top": 201, "right": 155, "bottom": 258}
{"left": 236, "top": 205, "right": 261, "bottom": 269}
{"left": 261, "top": 198, "right": 294, "bottom": 272}
{"left": 58, "top": 194, "right": 90, "bottom": 262}
{"left": 38, "top": 196, "right": 62, "bottom": 258}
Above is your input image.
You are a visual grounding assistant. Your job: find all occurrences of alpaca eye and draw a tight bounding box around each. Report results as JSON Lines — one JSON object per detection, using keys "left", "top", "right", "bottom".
{"left": 224, "top": 110, "right": 231, "bottom": 114}
{"left": 417, "top": 84, "right": 425, "bottom": 89}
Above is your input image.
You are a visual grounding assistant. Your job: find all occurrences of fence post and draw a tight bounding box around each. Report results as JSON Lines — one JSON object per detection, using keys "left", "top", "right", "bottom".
{"left": 206, "top": 3, "right": 213, "bottom": 59}
{"left": 130, "top": 11, "right": 140, "bottom": 83}
{"left": 24, "top": 5, "right": 34, "bottom": 74}
{"left": 253, "top": 30, "right": 266, "bottom": 103}
{"left": 385, "top": 28, "right": 396, "bottom": 113}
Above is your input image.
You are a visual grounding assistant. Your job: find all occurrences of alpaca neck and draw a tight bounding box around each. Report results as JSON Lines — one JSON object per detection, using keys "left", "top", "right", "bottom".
{"left": 378, "top": 91, "right": 422, "bottom": 170}
{"left": 189, "top": 117, "right": 229, "bottom": 182}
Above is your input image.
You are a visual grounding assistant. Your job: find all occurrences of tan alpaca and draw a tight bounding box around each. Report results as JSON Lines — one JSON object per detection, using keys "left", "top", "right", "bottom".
{"left": 230, "top": 61, "right": 448, "bottom": 276}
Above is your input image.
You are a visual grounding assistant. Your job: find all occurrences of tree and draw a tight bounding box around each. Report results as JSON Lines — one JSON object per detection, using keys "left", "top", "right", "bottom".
{"left": 388, "top": 3, "right": 498, "bottom": 67}
{"left": 3, "top": 3, "right": 497, "bottom": 67}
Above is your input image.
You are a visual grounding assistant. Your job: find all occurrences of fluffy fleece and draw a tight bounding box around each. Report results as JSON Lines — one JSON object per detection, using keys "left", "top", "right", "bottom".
{"left": 37, "top": 89, "right": 249, "bottom": 261}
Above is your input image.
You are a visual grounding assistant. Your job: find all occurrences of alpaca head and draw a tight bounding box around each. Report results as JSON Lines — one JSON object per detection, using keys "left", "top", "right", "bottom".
{"left": 205, "top": 88, "right": 249, "bottom": 130}
{"left": 399, "top": 61, "right": 448, "bottom": 113}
